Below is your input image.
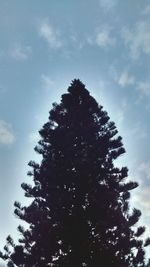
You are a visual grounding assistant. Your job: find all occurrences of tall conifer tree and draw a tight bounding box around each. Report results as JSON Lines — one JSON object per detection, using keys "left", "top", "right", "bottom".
{"left": 1, "top": 79, "right": 150, "bottom": 267}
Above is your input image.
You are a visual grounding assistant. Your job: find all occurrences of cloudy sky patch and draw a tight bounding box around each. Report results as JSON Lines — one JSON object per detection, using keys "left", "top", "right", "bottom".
{"left": 118, "top": 70, "right": 135, "bottom": 87}
{"left": 10, "top": 43, "right": 32, "bottom": 61}
{"left": 39, "top": 19, "right": 63, "bottom": 49}
{"left": 122, "top": 21, "right": 150, "bottom": 59}
{"left": 96, "top": 28, "right": 116, "bottom": 48}
{"left": 0, "top": 120, "right": 15, "bottom": 145}
{"left": 99, "top": 0, "right": 118, "bottom": 11}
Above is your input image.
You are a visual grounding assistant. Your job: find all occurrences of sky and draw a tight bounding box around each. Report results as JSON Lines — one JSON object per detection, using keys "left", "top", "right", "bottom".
{"left": 0, "top": 0, "right": 150, "bottom": 263}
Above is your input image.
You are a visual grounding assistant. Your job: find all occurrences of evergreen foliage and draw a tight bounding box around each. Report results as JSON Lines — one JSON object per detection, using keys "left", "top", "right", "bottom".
{"left": 1, "top": 79, "right": 149, "bottom": 267}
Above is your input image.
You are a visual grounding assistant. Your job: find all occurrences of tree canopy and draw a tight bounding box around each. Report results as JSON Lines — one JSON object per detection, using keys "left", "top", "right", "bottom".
{"left": 1, "top": 79, "right": 149, "bottom": 267}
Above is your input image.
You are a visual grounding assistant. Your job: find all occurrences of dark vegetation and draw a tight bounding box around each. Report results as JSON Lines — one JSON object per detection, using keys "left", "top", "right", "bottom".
{"left": 1, "top": 79, "right": 150, "bottom": 266}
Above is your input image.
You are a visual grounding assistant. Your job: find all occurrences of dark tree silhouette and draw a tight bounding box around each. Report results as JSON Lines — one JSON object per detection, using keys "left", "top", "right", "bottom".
{"left": 1, "top": 79, "right": 150, "bottom": 267}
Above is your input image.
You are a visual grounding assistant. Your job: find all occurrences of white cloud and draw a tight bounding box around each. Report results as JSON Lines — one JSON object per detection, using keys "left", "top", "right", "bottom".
{"left": 10, "top": 43, "right": 32, "bottom": 61}
{"left": 0, "top": 120, "right": 15, "bottom": 145}
{"left": 39, "top": 19, "right": 62, "bottom": 49}
{"left": 131, "top": 185, "right": 150, "bottom": 242}
{"left": 138, "top": 161, "right": 150, "bottom": 180}
{"left": 137, "top": 81, "right": 150, "bottom": 96}
{"left": 111, "top": 66, "right": 135, "bottom": 88}
{"left": 122, "top": 21, "right": 150, "bottom": 59}
{"left": 142, "top": 4, "right": 150, "bottom": 15}
{"left": 131, "top": 186, "right": 150, "bottom": 219}
{"left": 99, "top": 0, "right": 118, "bottom": 11}
{"left": 118, "top": 71, "right": 135, "bottom": 87}
{"left": 96, "top": 28, "right": 115, "bottom": 48}
{"left": 41, "top": 74, "right": 54, "bottom": 90}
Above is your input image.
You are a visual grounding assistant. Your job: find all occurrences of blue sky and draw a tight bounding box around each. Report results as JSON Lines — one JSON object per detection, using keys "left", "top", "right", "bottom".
{"left": 0, "top": 0, "right": 150, "bottom": 262}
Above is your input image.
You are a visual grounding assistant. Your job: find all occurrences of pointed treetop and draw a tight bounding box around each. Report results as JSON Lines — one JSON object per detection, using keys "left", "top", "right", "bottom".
{"left": 68, "top": 79, "right": 89, "bottom": 96}
{"left": 61, "top": 79, "right": 98, "bottom": 113}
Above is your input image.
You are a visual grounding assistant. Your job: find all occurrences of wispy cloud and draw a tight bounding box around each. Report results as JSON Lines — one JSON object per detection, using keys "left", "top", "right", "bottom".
{"left": 122, "top": 21, "right": 150, "bottom": 59}
{"left": 142, "top": 4, "right": 150, "bottom": 15}
{"left": 138, "top": 161, "right": 150, "bottom": 180}
{"left": 111, "top": 66, "right": 135, "bottom": 88}
{"left": 117, "top": 70, "right": 135, "bottom": 87}
{"left": 87, "top": 26, "right": 115, "bottom": 48}
{"left": 111, "top": 65, "right": 150, "bottom": 101}
{"left": 96, "top": 28, "right": 115, "bottom": 48}
{"left": 0, "top": 120, "right": 15, "bottom": 145}
{"left": 39, "top": 19, "right": 63, "bottom": 49}
{"left": 137, "top": 81, "right": 150, "bottom": 96}
{"left": 99, "top": 0, "right": 118, "bottom": 11}
{"left": 41, "top": 74, "right": 54, "bottom": 90}
{"left": 10, "top": 43, "right": 32, "bottom": 61}
{"left": 132, "top": 186, "right": 150, "bottom": 221}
